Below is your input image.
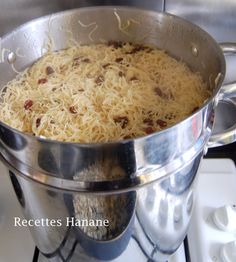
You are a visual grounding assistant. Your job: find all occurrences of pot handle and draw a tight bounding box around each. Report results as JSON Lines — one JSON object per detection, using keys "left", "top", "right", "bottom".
{"left": 207, "top": 43, "right": 236, "bottom": 148}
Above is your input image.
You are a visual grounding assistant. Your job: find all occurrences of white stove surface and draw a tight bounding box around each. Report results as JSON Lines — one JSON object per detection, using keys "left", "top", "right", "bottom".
{"left": 188, "top": 158, "right": 236, "bottom": 262}
{"left": 0, "top": 159, "right": 236, "bottom": 262}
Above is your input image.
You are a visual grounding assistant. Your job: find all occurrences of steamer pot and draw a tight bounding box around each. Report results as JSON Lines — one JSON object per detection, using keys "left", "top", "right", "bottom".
{"left": 1, "top": 6, "right": 236, "bottom": 261}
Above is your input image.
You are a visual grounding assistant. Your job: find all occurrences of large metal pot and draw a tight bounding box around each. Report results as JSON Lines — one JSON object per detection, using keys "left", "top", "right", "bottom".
{"left": 0, "top": 6, "right": 236, "bottom": 262}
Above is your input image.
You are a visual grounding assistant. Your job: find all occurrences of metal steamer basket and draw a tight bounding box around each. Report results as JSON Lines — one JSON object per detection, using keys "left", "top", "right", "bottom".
{"left": 0, "top": 6, "right": 236, "bottom": 262}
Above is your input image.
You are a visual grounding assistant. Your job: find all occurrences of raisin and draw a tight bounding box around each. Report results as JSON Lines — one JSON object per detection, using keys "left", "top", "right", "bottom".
{"left": 144, "top": 127, "right": 154, "bottom": 134}
{"left": 69, "top": 106, "right": 77, "bottom": 114}
{"left": 154, "top": 87, "right": 165, "bottom": 98}
{"left": 113, "top": 116, "right": 129, "bottom": 129}
{"left": 115, "top": 57, "right": 123, "bottom": 63}
{"left": 191, "top": 107, "right": 199, "bottom": 113}
{"left": 95, "top": 75, "right": 105, "bottom": 85}
{"left": 130, "top": 76, "right": 138, "bottom": 81}
{"left": 126, "top": 45, "right": 147, "bottom": 54}
{"left": 156, "top": 119, "right": 167, "bottom": 128}
{"left": 124, "top": 135, "right": 132, "bottom": 139}
{"left": 102, "top": 63, "right": 110, "bottom": 69}
{"left": 46, "top": 66, "right": 54, "bottom": 75}
{"left": 36, "top": 118, "right": 41, "bottom": 128}
{"left": 154, "top": 87, "right": 172, "bottom": 100}
{"left": 38, "top": 78, "right": 47, "bottom": 85}
{"left": 83, "top": 58, "right": 90, "bottom": 63}
{"left": 24, "top": 99, "right": 33, "bottom": 110}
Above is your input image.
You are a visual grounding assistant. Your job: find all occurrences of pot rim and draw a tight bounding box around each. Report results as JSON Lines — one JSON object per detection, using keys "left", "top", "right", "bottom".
{"left": 0, "top": 5, "right": 226, "bottom": 147}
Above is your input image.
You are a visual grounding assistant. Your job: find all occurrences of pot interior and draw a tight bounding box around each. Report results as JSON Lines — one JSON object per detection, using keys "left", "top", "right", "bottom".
{"left": 0, "top": 7, "right": 225, "bottom": 94}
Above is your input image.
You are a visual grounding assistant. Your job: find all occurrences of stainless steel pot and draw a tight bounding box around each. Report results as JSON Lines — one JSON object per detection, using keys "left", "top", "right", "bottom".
{"left": 0, "top": 6, "right": 236, "bottom": 262}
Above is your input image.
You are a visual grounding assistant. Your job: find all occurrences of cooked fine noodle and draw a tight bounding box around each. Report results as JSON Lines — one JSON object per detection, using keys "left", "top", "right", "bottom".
{"left": 0, "top": 42, "right": 210, "bottom": 142}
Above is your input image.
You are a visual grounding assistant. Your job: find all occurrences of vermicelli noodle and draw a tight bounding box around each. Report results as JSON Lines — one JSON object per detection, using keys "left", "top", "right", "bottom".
{"left": 0, "top": 42, "right": 210, "bottom": 142}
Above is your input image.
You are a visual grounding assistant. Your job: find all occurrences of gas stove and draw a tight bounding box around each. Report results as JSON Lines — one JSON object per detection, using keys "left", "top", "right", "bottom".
{"left": 1, "top": 158, "right": 236, "bottom": 262}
